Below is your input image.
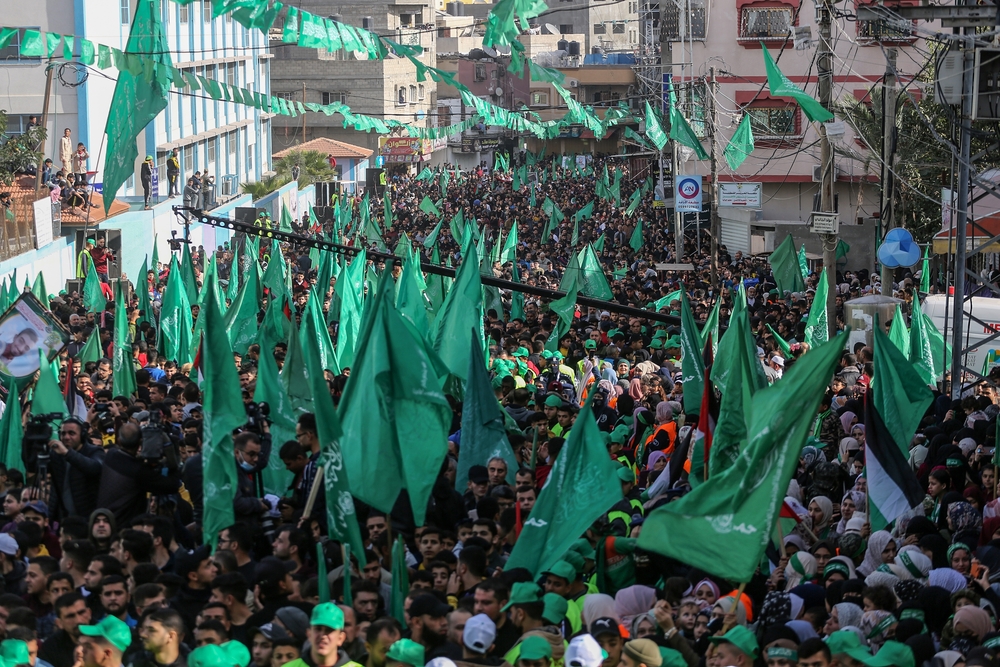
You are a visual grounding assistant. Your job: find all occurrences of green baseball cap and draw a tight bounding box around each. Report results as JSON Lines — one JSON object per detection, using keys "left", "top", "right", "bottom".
{"left": 544, "top": 394, "right": 564, "bottom": 408}
{"left": 658, "top": 648, "right": 686, "bottom": 667}
{"left": 386, "top": 639, "right": 425, "bottom": 667}
{"left": 520, "top": 636, "right": 553, "bottom": 661}
{"left": 1, "top": 640, "right": 29, "bottom": 666}
{"left": 858, "top": 642, "right": 913, "bottom": 667}
{"left": 221, "top": 641, "right": 251, "bottom": 667}
{"left": 616, "top": 467, "right": 635, "bottom": 483}
{"left": 188, "top": 645, "right": 231, "bottom": 667}
{"left": 542, "top": 350, "right": 553, "bottom": 359}
{"left": 568, "top": 538, "right": 596, "bottom": 561}
{"left": 609, "top": 425, "right": 630, "bottom": 445}
{"left": 653, "top": 330, "right": 667, "bottom": 340}
{"left": 664, "top": 335, "right": 682, "bottom": 348}
{"left": 503, "top": 582, "right": 543, "bottom": 611}
{"left": 541, "top": 560, "right": 576, "bottom": 582}
{"left": 551, "top": 352, "right": 564, "bottom": 360}
{"left": 826, "top": 631, "right": 866, "bottom": 657}
{"left": 514, "top": 347, "right": 530, "bottom": 357}
{"left": 542, "top": 593, "right": 568, "bottom": 624}
{"left": 708, "top": 626, "right": 759, "bottom": 659}
{"left": 584, "top": 340, "right": 597, "bottom": 350}
{"left": 561, "top": 551, "right": 585, "bottom": 576}
{"left": 79, "top": 616, "right": 132, "bottom": 653}
{"left": 310, "top": 602, "right": 345, "bottom": 630}
{"left": 649, "top": 339, "right": 663, "bottom": 350}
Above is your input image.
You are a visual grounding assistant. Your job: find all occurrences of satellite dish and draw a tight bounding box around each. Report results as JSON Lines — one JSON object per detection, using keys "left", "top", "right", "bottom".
{"left": 495, "top": 44, "right": 511, "bottom": 55}
{"left": 545, "top": 22, "right": 559, "bottom": 35}
{"left": 483, "top": 46, "right": 498, "bottom": 58}
{"left": 469, "top": 48, "right": 487, "bottom": 60}
{"left": 495, "top": 87, "right": 504, "bottom": 96}
{"left": 353, "top": 50, "right": 368, "bottom": 60}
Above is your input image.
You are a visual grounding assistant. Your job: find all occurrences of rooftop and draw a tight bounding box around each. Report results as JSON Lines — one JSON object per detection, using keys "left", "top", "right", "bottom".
{"left": 273, "top": 137, "right": 374, "bottom": 160}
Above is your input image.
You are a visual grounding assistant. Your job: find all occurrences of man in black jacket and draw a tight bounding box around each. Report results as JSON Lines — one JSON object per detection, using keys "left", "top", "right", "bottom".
{"left": 39, "top": 592, "right": 92, "bottom": 667}
{"left": 168, "top": 545, "right": 216, "bottom": 633}
{"left": 96, "top": 423, "right": 182, "bottom": 526}
{"left": 233, "top": 430, "right": 272, "bottom": 525}
{"left": 48, "top": 419, "right": 105, "bottom": 523}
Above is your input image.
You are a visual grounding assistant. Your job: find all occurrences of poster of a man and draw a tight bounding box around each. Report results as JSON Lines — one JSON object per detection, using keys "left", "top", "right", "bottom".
{"left": 0, "top": 293, "right": 68, "bottom": 380}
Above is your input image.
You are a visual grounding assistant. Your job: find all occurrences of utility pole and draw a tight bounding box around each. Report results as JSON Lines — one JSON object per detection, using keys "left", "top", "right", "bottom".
{"left": 879, "top": 48, "right": 898, "bottom": 292}
{"left": 817, "top": 0, "right": 838, "bottom": 337}
{"left": 708, "top": 67, "right": 719, "bottom": 286}
{"left": 951, "top": 36, "right": 974, "bottom": 398}
{"left": 301, "top": 82, "right": 307, "bottom": 143}
{"left": 659, "top": 2, "right": 684, "bottom": 260}
{"left": 33, "top": 60, "right": 55, "bottom": 195}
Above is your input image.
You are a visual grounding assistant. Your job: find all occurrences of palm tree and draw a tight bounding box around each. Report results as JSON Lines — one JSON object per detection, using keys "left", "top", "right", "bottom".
{"left": 240, "top": 175, "right": 287, "bottom": 199}
{"left": 273, "top": 150, "right": 337, "bottom": 187}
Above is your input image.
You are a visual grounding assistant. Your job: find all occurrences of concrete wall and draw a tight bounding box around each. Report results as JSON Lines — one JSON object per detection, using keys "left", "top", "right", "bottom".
{"left": 0, "top": 237, "right": 76, "bottom": 294}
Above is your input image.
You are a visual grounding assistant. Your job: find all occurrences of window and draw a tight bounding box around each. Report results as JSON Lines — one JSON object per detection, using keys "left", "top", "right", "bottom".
{"left": 475, "top": 63, "right": 487, "bottom": 81}
{"left": 559, "top": 24, "right": 573, "bottom": 33}
{"left": 227, "top": 63, "right": 236, "bottom": 87}
{"left": 246, "top": 149, "right": 253, "bottom": 173}
{"left": 275, "top": 91, "right": 294, "bottom": 101}
{"left": 531, "top": 91, "right": 549, "bottom": 106}
{"left": 184, "top": 147, "right": 193, "bottom": 171}
{"left": 418, "top": 84, "right": 425, "bottom": 100}
{"left": 397, "top": 87, "right": 407, "bottom": 105}
{"left": 740, "top": 6, "right": 793, "bottom": 40}
{"left": 594, "top": 23, "right": 607, "bottom": 34}
{"left": 208, "top": 137, "right": 216, "bottom": 164}
{"left": 120, "top": 0, "right": 130, "bottom": 25}
{"left": 747, "top": 105, "right": 798, "bottom": 138}
{"left": 409, "top": 85, "right": 417, "bottom": 103}
{"left": 229, "top": 131, "right": 237, "bottom": 156}
{"left": 613, "top": 22, "right": 626, "bottom": 34}
{"left": 0, "top": 115, "right": 40, "bottom": 135}
{"left": 157, "top": 152, "right": 167, "bottom": 184}
{"left": 179, "top": 4, "right": 188, "bottom": 22}
{"left": 203, "top": 0, "right": 212, "bottom": 22}
{"left": 593, "top": 91, "right": 621, "bottom": 105}
{"left": 661, "top": 0, "right": 707, "bottom": 39}
{"left": 322, "top": 92, "right": 347, "bottom": 105}
{"left": 856, "top": 4, "right": 915, "bottom": 43}
{"left": 0, "top": 30, "right": 41, "bottom": 63}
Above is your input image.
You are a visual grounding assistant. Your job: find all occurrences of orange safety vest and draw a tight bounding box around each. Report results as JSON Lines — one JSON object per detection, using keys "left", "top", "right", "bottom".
{"left": 643, "top": 422, "right": 677, "bottom": 457}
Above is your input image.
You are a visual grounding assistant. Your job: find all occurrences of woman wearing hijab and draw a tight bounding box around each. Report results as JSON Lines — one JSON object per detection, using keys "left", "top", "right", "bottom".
{"left": 928, "top": 468, "right": 953, "bottom": 525}
{"left": 919, "top": 533, "right": 951, "bottom": 569}
{"left": 858, "top": 531, "right": 897, "bottom": 577}
{"left": 947, "top": 501, "right": 982, "bottom": 547}
{"left": 981, "top": 515, "right": 1000, "bottom": 545}
{"left": 835, "top": 490, "right": 867, "bottom": 536}
{"left": 693, "top": 579, "right": 720, "bottom": 607}
{"left": 840, "top": 411, "right": 858, "bottom": 438}
{"left": 838, "top": 437, "right": 860, "bottom": 465}
{"left": 807, "top": 496, "right": 834, "bottom": 542}
{"left": 641, "top": 401, "right": 677, "bottom": 462}
{"left": 952, "top": 605, "right": 992, "bottom": 642}
{"left": 824, "top": 602, "right": 863, "bottom": 634}
{"left": 581, "top": 593, "right": 619, "bottom": 629}
{"left": 711, "top": 596, "right": 747, "bottom": 626}
{"left": 860, "top": 609, "right": 895, "bottom": 650}
{"left": 850, "top": 424, "right": 866, "bottom": 447}
{"left": 928, "top": 568, "right": 968, "bottom": 593}
{"left": 613, "top": 585, "right": 656, "bottom": 627}
{"left": 638, "top": 450, "right": 667, "bottom": 488}
{"left": 784, "top": 552, "right": 817, "bottom": 589}
{"left": 947, "top": 543, "right": 972, "bottom": 575}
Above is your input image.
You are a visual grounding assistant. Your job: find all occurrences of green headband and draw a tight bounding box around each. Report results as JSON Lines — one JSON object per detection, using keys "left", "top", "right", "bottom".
{"left": 866, "top": 614, "right": 897, "bottom": 639}
{"left": 947, "top": 543, "right": 971, "bottom": 560}
{"left": 898, "top": 551, "right": 924, "bottom": 579}
{"left": 946, "top": 457, "right": 964, "bottom": 467}
{"left": 823, "top": 562, "right": 850, "bottom": 579}
{"left": 791, "top": 555, "right": 808, "bottom": 577}
{"left": 899, "top": 609, "right": 924, "bottom": 623}
{"left": 767, "top": 648, "right": 798, "bottom": 662}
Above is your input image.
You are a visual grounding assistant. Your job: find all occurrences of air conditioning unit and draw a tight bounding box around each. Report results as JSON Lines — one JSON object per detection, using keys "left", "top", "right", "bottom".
{"left": 221, "top": 175, "right": 237, "bottom": 196}
{"left": 568, "top": 78, "right": 579, "bottom": 88}
{"left": 811, "top": 163, "right": 842, "bottom": 182}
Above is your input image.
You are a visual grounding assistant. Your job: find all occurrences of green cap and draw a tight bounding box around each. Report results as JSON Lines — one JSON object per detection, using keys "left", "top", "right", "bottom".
{"left": 568, "top": 538, "right": 596, "bottom": 561}
{"left": 708, "top": 626, "right": 759, "bottom": 659}
{"left": 542, "top": 350, "right": 553, "bottom": 359}
{"left": 544, "top": 394, "right": 564, "bottom": 408}
{"left": 551, "top": 352, "right": 564, "bottom": 360}
{"left": 617, "top": 467, "right": 635, "bottom": 483}
{"left": 542, "top": 593, "right": 568, "bottom": 624}
{"left": 145, "top": 155, "right": 153, "bottom": 161}
{"left": 86, "top": 238, "right": 96, "bottom": 245}
{"left": 608, "top": 329, "right": 622, "bottom": 339}
{"left": 386, "top": 639, "right": 425, "bottom": 667}
{"left": 649, "top": 339, "right": 663, "bottom": 350}
{"left": 79, "top": 616, "right": 132, "bottom": 653}
{"left": 503, "top": 582, "right": 543, "bottom": 611}
{"left": 653, "top": 330, "right": 667, "bottom": 340}
{"left": 826, "top": 631, "right": 865, "bottom": 657}
{"left": 658, "top": 648, "right": 686, "bottom": 667}
{"left": 188, "top": 645, "right": 231, "bottom": 667}
{"left": 541, "top": 560, "right": 576, "bottom": 582}
{"left": 561, "top": 551, "right": 585, "bottom": 576}
{"left": 514, "top": 347, "right": 530, "bottom": 357}
{"left": 609, "top": 425, "right": 630, "bottom": 445}
{"left": 310, "top": 602, "right": 345, "bottom": 630}
{"left": 584, "top": 340, "right": 597, "bottom": 350}
{"left": 664, "top": 335, "right": 682, "bottom": 348}
{"left": 519, "top": 636, "right": 553, "bottom": 661}
{"left": 0, "top": 640, "right": 29, "bottom": 666}
{"left": 858, "top": 641, "right": 913, "bottom": 667}
{"left": 221, "top": 641, "right": 251, "bottom": 667}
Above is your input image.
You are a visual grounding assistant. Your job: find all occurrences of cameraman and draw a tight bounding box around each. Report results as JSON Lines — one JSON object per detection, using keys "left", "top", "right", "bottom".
{"left": 96, "top": 423, "right": 182, "bottom": 527}
{"left": 47, "top": 418, "right": 105, "bottom": 522}
{"left": 233, "top": 428, "right": 272, "bottom": 524}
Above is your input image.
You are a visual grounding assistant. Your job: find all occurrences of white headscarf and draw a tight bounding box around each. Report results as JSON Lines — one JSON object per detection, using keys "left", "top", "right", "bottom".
{"left": 858, "top": 530, "right": 895, "bottom": 576}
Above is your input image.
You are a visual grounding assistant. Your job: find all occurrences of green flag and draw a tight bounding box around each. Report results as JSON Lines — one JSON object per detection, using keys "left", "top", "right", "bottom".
{"left": 389, "top": 537, "right": 409, "bottom": 624}
{"left": 30, "top": 273, "right": 47, "bottom": 306}
{"left": 769, "top": 235, "right": 805, "bottom": 295}
{"left": 797, "top": 244, "right": 809, "bottom": 283}
{"left": 252, "top": 329, "right": 296, "bottom": 496}
{"left": 83, "top": 256, "right": 105, "bottom": 313}
{"left": 457, "top": 329, "right": 519, "bottom": 489}
{"left": 423, "top": 217, "right": 445, "bottom": 249}
{"left": 593, "top": 233, "right": 606, "bottom": 253}
{"left": 708, "top": 306, "right": 767, "bottom": 478}
{"left": 419, "top": 196, "right": 441, "bottom": 218}
{"left": 919, "top": 246, "right": 930, "bottom": 294}
{"left": 430, "top": 244, "right": 483, "bottom": 395}
{"left": 836, "top": 239, "right": 851, "bottom": 261}
{"left": 101, "top": 0, "right": 171, "bottom": 211}
{"left": 112, "top": 286, "right": 137, "bottom": 399}
{"left": 79, "top": 325, "right": 103, "bottom": 365}
{"left": 669, "top": 103, "right": 709, "bottom": 160}
{"left": 503, "top": 398, "right": 623, "bottom": 576}
{"left": 700, "top": 299, "right": 722, "bottom": 358}
{"left": 804, "top": 269, "right": 829, "bottom": 348}
{"left": 639, "top": 334, "right": 847, "bottom": 581}
{"left": 629, "top": 220, "right": 644, "bottom": 253}
{"left": 544, "top": 274, "right": 578, "bottom": 353}
{"left": 304, "top": 287, "right": 339, "bottom": 374}
{"left": 501, "top": 222, "right": 518, "bottom": 265}
{"left": 136, "top": 257, "right": 153, "bottom": 327}
{"left": 339, "top": 273, "right": 451, "bottom": 526}
{"left": 542, "top": 197, "right": 564, "bottom": 223}
{"left": 510, "top": 264, "right": 525, "bottom": 321}
{"left": 680, "top": 290, "right": 704, "bottom": 415}
{"left": 570, "top": 219, "right": 580, "bottom": 247}
{"left": 334, "top": 251, "right": 366, "bottom": 370}
{"left": 301, "top": 306, "right": 367, "bottom": 566}
{"left": 281, "top": 313, "right": 313, "bottom": 415}
{"left": 625, "top": 188, "right": 642, "bottom": 217}
{"left": 762, "top": 45, "right": 834, "bottom": 123}
{"left": 572, "top": 201, "right": 595, "bottom": 223}
{"left": 316, "top": 543, "right": 331, "bottom": 604}
{"left": 724, "top": 114, "right": 755, "bottom": 170}
{"left": 909, "top": 293, "right": 949, "bottom": 385}
{"left": 766, "top": 324, "right": 793, "bottom": 357}
{"left": 200, "top": 288, "right": 243, "bottom": 552}
{"left": 224, "top": 265, "right": 261, "bottom": 355}
{"left": 32, "top": 350, "right": 68, "bottom": 419}
{"left": 449, "top": 210, "right": 465, "bottom": 245}
{"left": 180, "top": 243, "right": 199, "bottom": 305}
{"left": 0, "top": 378, "right": 23, "bottom": 473}
{"left": 279, "top": 202, "right": 294, "bottom": 233}
{"left": 158, "top": 255, "right": 194, "bottom": 365}
{"left": 576, "top": 245, "right": 614, "bottom": 300}
{"left": 644, "top": 100, "right": 668, "bottom": 151}
{"left": 653, "top": 289, "right": 683, "bottom": 313}
{"left": 888, "top": 304, "right": 910, "bottom": 358}
{"left": 396, "top": 253, "right": 432, "bottom": 336}
{"left": 383, "top": 189, "right": 393, "bottom": 229}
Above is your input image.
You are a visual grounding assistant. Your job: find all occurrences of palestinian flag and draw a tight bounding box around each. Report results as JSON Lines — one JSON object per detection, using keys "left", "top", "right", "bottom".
{"left": 193, "top": 335, "right": 205, "bottom": 387}
{"left": 689, "top": 336, "right": 718, "bottom": 485}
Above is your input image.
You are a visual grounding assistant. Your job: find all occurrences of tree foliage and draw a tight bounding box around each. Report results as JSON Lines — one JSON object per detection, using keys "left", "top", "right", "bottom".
{"left": 272, "top": 150, "right": 337, "bottom": 187}
{"left": 240, "top": 175, "right": 286, "bottom": 199}
{"left": 0, "top": 111, "right": 45, "bottom": 187}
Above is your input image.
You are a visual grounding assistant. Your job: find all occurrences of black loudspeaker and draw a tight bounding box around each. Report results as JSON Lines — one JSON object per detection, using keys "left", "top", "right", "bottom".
{"left": 234, "top": 207, "right": 257, "bottom": 224}
{"left": 315, "top": 182, "right": 339, "bottom": 207}
{"left": 313, "top": 206, "right": 332, "bottom": 222}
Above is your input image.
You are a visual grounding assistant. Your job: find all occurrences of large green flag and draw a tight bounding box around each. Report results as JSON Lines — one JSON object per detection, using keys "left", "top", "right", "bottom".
{"left": 32, "top": 350, "right": 68, "bottom": 419}
{"left": 180, "top": 242, "right": 199, "bottom": 306}
{"left": 769, "top": 235, "right": 805, "bottom": 295}
{"left": 79, "top": 325, "right": 103, "bottom": 366}
{"left": 339, "top": 273, "right": 452, "bottom": 526}
{"left": 700, "top": 299, "right": 722, "bottom": 358}
{"left": 158, "top": 256, "right": 194, "bottom": 365}
{"left": 542, "top": 197, "right": 565, "bottom": 222}
{"left": 762, "top": 45, "right": 834, "bottom": 123}
{"left": 910, "top": 293, "right": 949, "bottom": 385}
{"left": 680, "top": 290, "right": 704, "bottom": 414}
{"left": 423, "top": 217, "right": 445, "bottom": 249}
{"left": 281, "top": 315, "right": 313, "bottom": 415}
{"left": 112, "top": 285, "right": 137, "bottom": 399}
{"left": 457, "top": 329, "right": 518, "bottom": 489}
{"left": 575, "top": 245, "right": 614, "bottom": 300}
{"left": 334, "top": 251, "right": 366, "bottom": 370}
{"left": 0, "top": 378, "right": 23, "bottom": 473}
{"left": 708, "top": 306, "right": 767, "bottom": 478}
{"left": 504, "top": 398, "right": 623, "bottom": 576}
{"left": 669, "top": 103, "right": 709, "bottom": 160}
{"left": 654, "top": 289, "right": 683, "bottom": 313}
{"left": 919, "top": 246, "right": 930, "bottom": 293}
{"left": 252, "top": 335, "right": 295, "bottom": 496}
{"left": 766, "top": 324, "right": 793, "bottom": 357}
{"left": 724, "top": 114, "right": 755, "bottom": 170}
{"left": 797, "top": 244, "right": 809, "bottom": 283}
{"left": 593, "top": 233, "right": 606, "bottom": 253}
{"left": 644, "top": 101, "right": 668, "bottom": 150}
{"left": 419, "top": 196, "right": 441, "bottom": 218}
{"left": 300, "top": 306, "right": 367, "bottom": 566}
{"left": 510, "top": 264, "right": 525, "bottom": 321}
{"left": 544, "top": 273, "right": 578, "bottom": 353}
{"left": 888, "top": 304, "right": 910, "bottom": 358}
{"left": 224, "top": 265, "right": 261, "bottom": 355}
{"left": 501, "top": 221, "right": 518, "bottom": 265}
{"left": 430, "top": 244, "right": 483, "bottom": 395}
{"left": 304, "top": 287, "right": 338, "bottom": 373}
{"left": 279, "top": 202, "right": 294, "bottom": 233}
{"left": 638, "top": 334, "right": 846, "bottom": 581}
{"left": 629, "top": 220, "right": 644, "bottom": 253}
{"left": 449, "top": 210, "right": 465, "bottom": 245}
{"left": 83, "top": 256, "right": 105, "bottom": 313}
{"left": 200, "top": 288, "right": 243, "bottom": 551}
{"left": 101, "top": 0, "right": 172, "bottom": 212}
{"left": 804, "top": 269, "right": 829, "bottom": 348}
{"left": 625, "top": 188, "right": 642, "bottom": 217}
{"left": 573, "top": 201, "right": 595, "bottom": 223}
{"left": 396, "top": 253, "right": 431, "bottom": 335}
{"left": 136, "top": 257, "right": 153, "bottom": 327}
{"left": 30, "top": 273, "right": 47, "bottom": 306}
{"left": 389, "top": 537, "right": 409, "bottom": 624}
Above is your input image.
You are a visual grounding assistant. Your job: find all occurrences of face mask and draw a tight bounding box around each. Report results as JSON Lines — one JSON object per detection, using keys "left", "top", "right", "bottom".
{"left": 237, "top": 452, "right": 254, "bottom": 472}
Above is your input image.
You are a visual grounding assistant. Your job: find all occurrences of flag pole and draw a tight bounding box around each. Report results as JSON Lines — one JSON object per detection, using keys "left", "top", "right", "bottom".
{"left": 776, "top": 519, "right": 787, "bottom": 559}
{"left": 303, "top": 465, "right": 325, "bottom": 520}
{"left": 529, "top": 428, "right": 539, "bottom": 471}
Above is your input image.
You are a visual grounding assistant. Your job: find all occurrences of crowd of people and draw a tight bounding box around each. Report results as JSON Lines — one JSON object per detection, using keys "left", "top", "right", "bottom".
{"left": 0, "top": 152, "right": 986, "bottom": 667}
